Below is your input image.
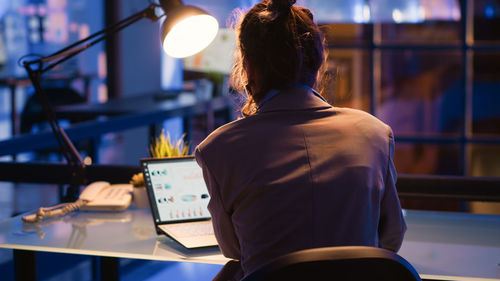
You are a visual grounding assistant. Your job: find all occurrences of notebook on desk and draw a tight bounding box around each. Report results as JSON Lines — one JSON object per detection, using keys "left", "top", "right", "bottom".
{"left": 141, "top": 156, "right": 218, "bottom": 249}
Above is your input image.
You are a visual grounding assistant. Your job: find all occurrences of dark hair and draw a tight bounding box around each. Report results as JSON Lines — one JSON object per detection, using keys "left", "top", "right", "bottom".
{"left": 230, "top": 0, "right": 327, "bottom": 116}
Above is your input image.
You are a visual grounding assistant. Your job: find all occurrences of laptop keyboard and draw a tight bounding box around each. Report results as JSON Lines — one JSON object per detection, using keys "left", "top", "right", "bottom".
{"left": 164, "top": 222, "right": 214, "bottom": 238}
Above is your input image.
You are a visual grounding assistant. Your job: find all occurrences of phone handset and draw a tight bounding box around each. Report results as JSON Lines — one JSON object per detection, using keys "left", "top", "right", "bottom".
{"left": 79, "top": 181, "right": 111, "bottom": 201}
{"left": 22, "top": 181, "right": 133, "bottom": 223}
{"left": 79, "top": 182, "right": 133, "bottom": 211}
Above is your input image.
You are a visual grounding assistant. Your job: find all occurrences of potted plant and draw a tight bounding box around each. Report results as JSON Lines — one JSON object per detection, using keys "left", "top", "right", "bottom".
{"left": 130, "top": 130, "right": 190, "bottom": 207}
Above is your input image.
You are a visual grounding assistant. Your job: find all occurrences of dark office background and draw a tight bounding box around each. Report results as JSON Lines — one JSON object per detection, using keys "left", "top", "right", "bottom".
{"left": 0, "top": 0, "right": 499, "bottom": 280}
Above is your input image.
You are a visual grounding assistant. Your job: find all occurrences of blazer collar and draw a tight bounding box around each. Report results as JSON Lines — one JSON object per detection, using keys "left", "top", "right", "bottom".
{"left": 258, "top": 87, "right": 332, "bottom": 114}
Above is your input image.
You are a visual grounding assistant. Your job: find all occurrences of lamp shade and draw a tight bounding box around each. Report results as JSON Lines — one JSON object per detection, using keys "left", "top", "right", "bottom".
{"left": 161, "top": 5, "right": 219, "bottom": 58}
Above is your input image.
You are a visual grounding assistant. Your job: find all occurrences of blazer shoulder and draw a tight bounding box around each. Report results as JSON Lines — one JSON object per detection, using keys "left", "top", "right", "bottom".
{"left": 336, "top": 107, "right": 392, "bottom": 139}
{"left": 196, "top": 116, "right": 251, "bottom": 152}
{"left": 339, "top": 107, "right": 389, "bottom": 126}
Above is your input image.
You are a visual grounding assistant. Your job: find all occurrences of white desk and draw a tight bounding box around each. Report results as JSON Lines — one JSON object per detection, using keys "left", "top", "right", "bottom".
{"left": 399, "top": 210, "right": 500, "bottom": 281}
{"left": 0, "top": 208, "right": 499, "bottom": 281}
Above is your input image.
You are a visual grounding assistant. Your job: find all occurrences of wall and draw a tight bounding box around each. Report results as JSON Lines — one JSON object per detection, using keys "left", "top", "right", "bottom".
{"left": 118, "top": 0, "right": 163, "bottom": 165}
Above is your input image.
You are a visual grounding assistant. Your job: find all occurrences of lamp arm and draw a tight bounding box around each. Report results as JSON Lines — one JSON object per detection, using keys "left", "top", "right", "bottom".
{"left": 21, "top": 4, "right": 159, "bottom": 188}
{"left": 28, "top": 4, "right": 158, "bottom": 70}
{"left": 24, "top": 62, "right": 85, "bottom": 186}
{"left": 34, "top": 4, "right": 159, "bottom": 73}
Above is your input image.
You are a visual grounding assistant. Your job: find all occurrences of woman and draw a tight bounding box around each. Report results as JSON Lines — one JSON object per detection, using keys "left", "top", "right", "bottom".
{"left": 195, "top": 0, "right": 406, "bottom": 279}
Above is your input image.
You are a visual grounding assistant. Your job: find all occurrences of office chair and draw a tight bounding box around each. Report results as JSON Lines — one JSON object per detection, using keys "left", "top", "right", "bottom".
{"left": 241, "top": 246, "right": 422, "bottom": 281}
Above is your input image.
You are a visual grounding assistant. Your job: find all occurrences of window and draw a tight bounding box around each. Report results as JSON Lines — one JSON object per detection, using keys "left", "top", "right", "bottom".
{"left": 321, "top": 0, "right": 500, "bottom": 177}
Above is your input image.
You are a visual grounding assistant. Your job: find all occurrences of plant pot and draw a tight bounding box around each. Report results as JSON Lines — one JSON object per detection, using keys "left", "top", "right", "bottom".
{"left": 133, "top": 187, "right": 149, "bottom": 208}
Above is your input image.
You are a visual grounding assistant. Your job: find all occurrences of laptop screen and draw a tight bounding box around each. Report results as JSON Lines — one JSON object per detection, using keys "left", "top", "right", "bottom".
{"left": 142, "top": 157, "right": 211, "bottom": 224}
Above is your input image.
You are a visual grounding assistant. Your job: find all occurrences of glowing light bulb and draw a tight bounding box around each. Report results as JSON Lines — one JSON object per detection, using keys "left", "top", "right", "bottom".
{"left": 163, "top": 15, "right": 219, "bottom": 58}
{"left": 392, "top": 9, "right": 403, "bottom": 23}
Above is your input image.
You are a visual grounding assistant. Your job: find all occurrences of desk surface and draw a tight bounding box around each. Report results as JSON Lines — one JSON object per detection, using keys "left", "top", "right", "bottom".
{"left": 1, "top": 208, "right": 499, "bottom": 281}
{"left": 0, "top": 208, "right": 228, "bottom": 265}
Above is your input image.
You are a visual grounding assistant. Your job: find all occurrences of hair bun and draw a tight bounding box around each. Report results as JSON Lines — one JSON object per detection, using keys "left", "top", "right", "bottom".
{"left": 268, "top": 0, "right": 296, "bottom": 13}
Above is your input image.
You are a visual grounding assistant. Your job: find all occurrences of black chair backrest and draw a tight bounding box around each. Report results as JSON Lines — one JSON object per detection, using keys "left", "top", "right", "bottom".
{"left": 241, "top": 246, "right": 421, "bottom": 281}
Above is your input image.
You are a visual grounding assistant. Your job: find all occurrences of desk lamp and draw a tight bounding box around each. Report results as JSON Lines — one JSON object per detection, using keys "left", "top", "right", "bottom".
{"left": 20, "top": 0, "right": 218, "bottom": 201}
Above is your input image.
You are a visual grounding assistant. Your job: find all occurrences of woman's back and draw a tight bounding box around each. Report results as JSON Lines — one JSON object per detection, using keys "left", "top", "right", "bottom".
{"left": 195, "top": 1, "right": 405, "bottom": 278}
{"left": 195, "top": 88, "right": 406, "bottom": 274}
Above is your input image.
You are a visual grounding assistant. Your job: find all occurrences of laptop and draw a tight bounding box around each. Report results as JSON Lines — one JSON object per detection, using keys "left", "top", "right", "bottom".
{"left": 141, "top": 156, "right": 218, "bottom": 249}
